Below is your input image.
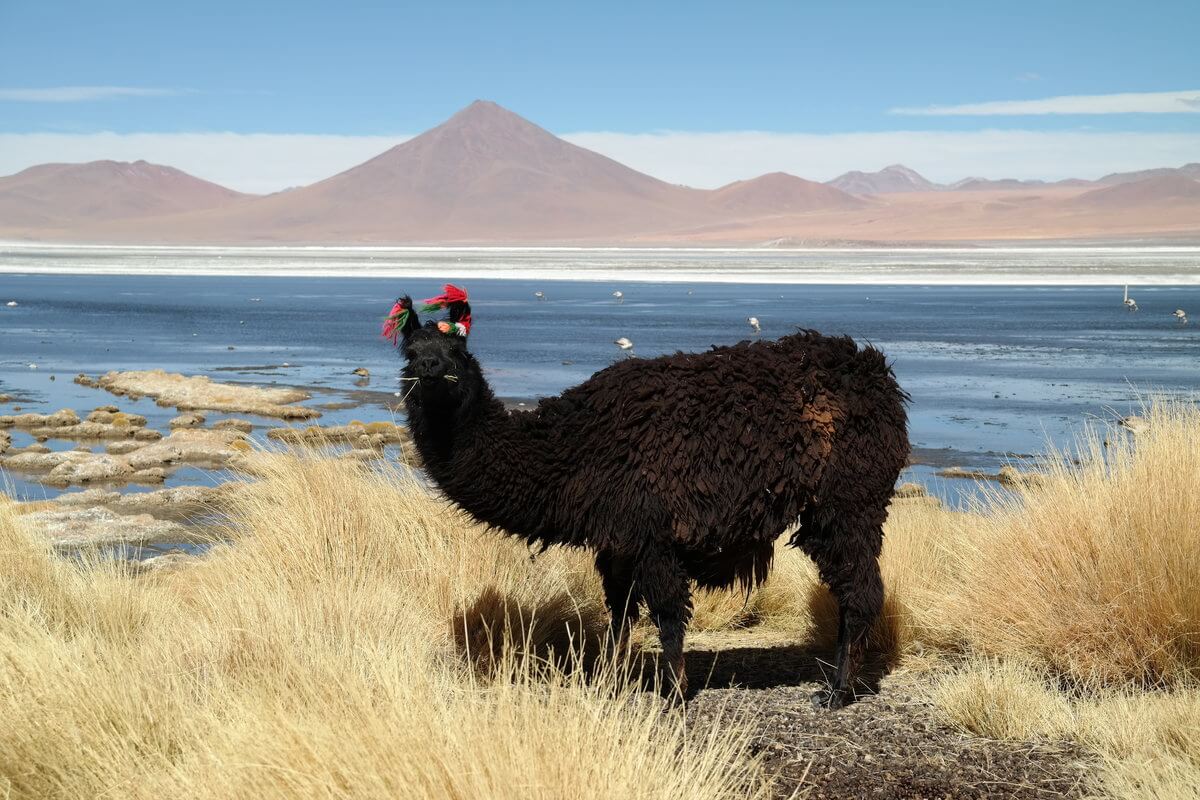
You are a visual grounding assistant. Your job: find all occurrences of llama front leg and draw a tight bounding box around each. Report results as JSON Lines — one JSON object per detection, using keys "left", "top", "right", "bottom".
{"left": 595, "top": 551, "right": 640, "bottom": 657}
{"left": 634, "top": 546, "right": 693, "bottom": 701}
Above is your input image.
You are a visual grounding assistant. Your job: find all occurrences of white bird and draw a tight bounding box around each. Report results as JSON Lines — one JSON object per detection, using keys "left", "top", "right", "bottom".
{"left": 1123, "top": 285, "right": 1138, "bottom": 312}
{"left": 28, "top": 363, "right": 37, "bottom": 369}
{"left": 1174, "top": 309, "right": 1188, "bottom": 325}
{"left": 5, "top": 301, "right": 16, "bottom": 307}
{"left": 534, "top": 291, "right": 545, "bottom": 301}
{"left": 748, "top": 316, "right": 761, "bottom": 334}
{"left": 612, "top": 290, "right": 624, "bottom": 303}
{"left": 614, "top": 337, "right": 634, "bottom": 352}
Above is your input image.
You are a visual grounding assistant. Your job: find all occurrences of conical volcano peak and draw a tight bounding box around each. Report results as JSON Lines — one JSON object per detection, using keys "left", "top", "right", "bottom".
{"left": 437, "top": 99, "right": 549, "bottom": 135}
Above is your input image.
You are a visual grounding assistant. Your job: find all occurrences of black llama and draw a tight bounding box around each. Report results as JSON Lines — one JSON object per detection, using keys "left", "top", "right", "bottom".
{"left": 386, "top": 286, "right": 909, "bottom": 708}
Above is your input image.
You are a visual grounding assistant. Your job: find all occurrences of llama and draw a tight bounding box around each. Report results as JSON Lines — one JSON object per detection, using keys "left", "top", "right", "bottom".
{"left": 388, "top": 286, "right": 910, "bottom": 708}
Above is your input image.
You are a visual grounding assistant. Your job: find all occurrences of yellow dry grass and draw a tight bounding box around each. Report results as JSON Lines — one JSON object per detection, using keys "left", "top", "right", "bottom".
{"left": 0, "top": 455, "right": 768, "bottom": 800}
{"left": 921, "top": 400, "right": 1200, "bottom": 798}
{"left": 4, "top": 398, "right": 1199, "bottom": 798}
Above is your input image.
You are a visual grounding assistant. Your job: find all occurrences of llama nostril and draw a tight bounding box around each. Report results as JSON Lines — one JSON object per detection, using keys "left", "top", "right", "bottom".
{"left": 417, "top": 357, "right": 444, "bottom": 378}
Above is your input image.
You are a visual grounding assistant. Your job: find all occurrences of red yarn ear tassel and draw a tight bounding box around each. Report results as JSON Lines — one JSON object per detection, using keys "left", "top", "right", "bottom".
{"left": 421, "top": 284, "right": 469, "bottom": 312}
{"left": 382, "top": 297, "right": 412, "bottom": 344}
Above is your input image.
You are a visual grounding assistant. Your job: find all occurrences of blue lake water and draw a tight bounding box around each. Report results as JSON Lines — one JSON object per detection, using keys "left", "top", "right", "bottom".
{"left": 2, "top": 251, "right": 1199, "bottom": 508}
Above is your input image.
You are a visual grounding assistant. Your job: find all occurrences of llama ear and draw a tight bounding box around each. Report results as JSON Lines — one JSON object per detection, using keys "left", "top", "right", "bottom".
{"left": 382, "top": 295, "right": 422, "bottom": 346}
{"left": 398, "top": 296, "right": 422, "bottom": 342}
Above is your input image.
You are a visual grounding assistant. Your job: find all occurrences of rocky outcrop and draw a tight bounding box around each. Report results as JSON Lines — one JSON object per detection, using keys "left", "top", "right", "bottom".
{"left": 0, "top": 408, "right": 81, "bottom": 428}
{"left": 18, "top": 506, "right": 196, "bottom": 547}
{"left": 54, "top": 484, "right": 238, "bottom": 517}
{"left": 169, "top": 412, "right": 206, "bottom": 429}
{"left": 92, "top": 370, "right": 319, "bottom": 419}
{"left": 212, "top": 418, "right": 254, "bottom": 433}
{"left": 124, "top": 428, "right": 251, "bottom": 470}
{"left": 267, "top": 420, "right": 410, "bottom": 447}
{"left": 935, "top": 465, "right": 1045, "bottom": 487}
{"left": 3, "top": 428, "right": 252, "bottom": 486}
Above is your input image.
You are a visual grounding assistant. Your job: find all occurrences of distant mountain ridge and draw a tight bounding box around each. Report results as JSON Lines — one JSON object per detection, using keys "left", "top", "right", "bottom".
{"left": 1097, "top": 163, "right": 1200, "bottom": 186}
{"left": 827, "top": 164, "right": 939, "bottom": 194}
{"left": 0, "top": 159, "right": 248, "bottom": 229}
{"left": 710, "top": 172, "right": 865, "bottom": 215}
{"left": 1, "top": 101, "right": 1198, "bottom": 244}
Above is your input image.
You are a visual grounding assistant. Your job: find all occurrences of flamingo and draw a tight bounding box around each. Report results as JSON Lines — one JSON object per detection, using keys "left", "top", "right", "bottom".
{"left": 1174, "top": 309, "right": 1188, "bottom": 325}
{"left": 613, "top": 336, "right": 634, "bottom": 354}
{"left": 748, "top": 316, "right": 761, "bottom": 334}
{"left": 534, "top": 291, "right": 545, "bottom": 301}
{"left": 612, "top": 290, "right": 624, "bottom": 304}
{"left": 1123, "top": 285, "right": 1138, "bottom": 312}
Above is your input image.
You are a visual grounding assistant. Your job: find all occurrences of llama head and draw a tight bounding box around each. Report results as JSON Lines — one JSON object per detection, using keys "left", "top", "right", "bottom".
{"left": 390, "top": 285, "right": 479, "bottom": 413}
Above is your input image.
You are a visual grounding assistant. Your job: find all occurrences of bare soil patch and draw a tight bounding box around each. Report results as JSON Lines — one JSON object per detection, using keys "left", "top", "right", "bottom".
{"left": 684, "top": 643, "right": 1088, "bottom": 799}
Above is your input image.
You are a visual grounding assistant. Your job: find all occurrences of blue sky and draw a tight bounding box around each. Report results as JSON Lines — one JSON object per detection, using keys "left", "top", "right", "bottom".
{"left": 1, "top": 1, "right": 1198, "bottom": 190}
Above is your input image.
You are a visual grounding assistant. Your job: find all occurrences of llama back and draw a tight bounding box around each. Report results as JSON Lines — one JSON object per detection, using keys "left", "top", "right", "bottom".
{"left": 552, "top": 331, "right": 906, "bottom": 553}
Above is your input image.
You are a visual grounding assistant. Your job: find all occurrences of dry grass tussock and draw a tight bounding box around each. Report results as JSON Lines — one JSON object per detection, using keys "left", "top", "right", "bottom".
{"left": 0, "top": 455, "right": 769, "bottom": 800}
{"left": 4, "top": 399, "right": 1199, "bottom": 798}
{"left": 690, "top": 399, "right": 1200, "bottom": 797}
{"left": 928, "top": 400, "right": 1200, "bottom": 687}
{"left": 923, "top": 399, "right": 1200, "bottom": 799}
{"left": 934, "top": 660, "right": 1200, "bottom": 800}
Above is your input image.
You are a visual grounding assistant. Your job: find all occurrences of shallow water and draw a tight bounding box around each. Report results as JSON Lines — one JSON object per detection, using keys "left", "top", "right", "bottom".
{"left": 2, "top": 250, "right": 1199, "bottom": 508}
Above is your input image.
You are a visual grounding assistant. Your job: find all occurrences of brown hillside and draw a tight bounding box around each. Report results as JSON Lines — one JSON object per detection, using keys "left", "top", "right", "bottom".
{"left": 0, "top": 160, "right": 248, "bottom": 228}
{"left": 1072, "top": 174, "right": 1200, "bottom": 209}
{"left": 710, "top": 172, "right": 865, "bottom": 216}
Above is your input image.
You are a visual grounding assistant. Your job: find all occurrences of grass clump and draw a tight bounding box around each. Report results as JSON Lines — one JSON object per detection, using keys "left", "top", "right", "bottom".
{"left": 929, "top": 400, "right": 1200, "bottom": 688}
{"left": 0, "top": 457, "right": 769, "bottom": 800}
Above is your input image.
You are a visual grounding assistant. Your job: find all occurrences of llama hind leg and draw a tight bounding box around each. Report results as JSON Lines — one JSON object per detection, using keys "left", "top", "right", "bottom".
{"left": 806, "top": 518, "right": 884, "bottom": 710}
{"left": 595, "top": 551, "right": 640, "bottom": 657}
{"left": 634, "top": 547, "right": 693, "bottom": 701}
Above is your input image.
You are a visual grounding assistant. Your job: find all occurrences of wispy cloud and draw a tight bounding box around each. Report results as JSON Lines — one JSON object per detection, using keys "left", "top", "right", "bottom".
{"left": 564, "top": 130, "right": 1200, "bottom": 187}
{"left": 891, "top": 89, "right": 1200, "bottom": 116}
{"left": 0, "top": 86, "right": 179, "bottom": 103}
{"left": 0, "top": 132, "right": 408, "bottom": 193}
{"left": 0, "top": 129, "right": 1197, "bottom": 192}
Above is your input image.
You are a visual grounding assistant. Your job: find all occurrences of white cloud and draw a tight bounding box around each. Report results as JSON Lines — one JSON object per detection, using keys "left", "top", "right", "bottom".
{"left": 0, "top": 129, "right": 1197, "bottom": 192}
{"left": 0, "top": 86, "right": 180, "bottom": 102}
{"left": 563, "top": 129, "right": 1200, "bottom": 187}
{"left": 0, "top": 132, "right": 409, "bottom": 193}
{"left": 891, "top": 89, "right": 1200, "bottom": 116}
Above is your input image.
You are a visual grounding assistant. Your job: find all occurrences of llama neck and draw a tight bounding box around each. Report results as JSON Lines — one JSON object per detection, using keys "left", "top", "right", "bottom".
{"left": 408, "top": 385, "right": 565, "bottom": 547}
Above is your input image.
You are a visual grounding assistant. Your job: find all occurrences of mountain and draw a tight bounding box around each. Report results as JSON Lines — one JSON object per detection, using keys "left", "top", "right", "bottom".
{"left": 157, "top": 100, "right": 712, "bottom": 242}
{"left": 826, "top": 164, "right": 939, "bottom": 194}
{"left": 948, "top": 177, "right": 1092, "bottom": 191}
{"left": 3, "top": 102, "right": 1199, "bottom": 244}
{"left": 1071, "top": 174, "right": 1200, "bottom": 208}
{"left": 0, "top": 160, "right": 247, "bottom": 228}
{"left": 709, "top": 172, "right": 865, "bottom": 215}
{"left": 1096, "top": 163, "right": 1200, "bottom": 186}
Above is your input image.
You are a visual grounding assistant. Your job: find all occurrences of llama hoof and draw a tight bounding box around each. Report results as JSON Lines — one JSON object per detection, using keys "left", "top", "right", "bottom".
{"left": 810, "top": 688, "right": 847, "bottom": 710}
{"left": 660, "top": 688, "right": 688, "bottom": 710}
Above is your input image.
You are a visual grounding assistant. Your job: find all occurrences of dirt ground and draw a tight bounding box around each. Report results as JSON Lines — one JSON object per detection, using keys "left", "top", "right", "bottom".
{"left": 680, "top": 640, "right": 1088, "bottom": 799}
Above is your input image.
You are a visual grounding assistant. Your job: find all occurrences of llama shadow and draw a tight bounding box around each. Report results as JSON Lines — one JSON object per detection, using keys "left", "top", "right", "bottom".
{"left": 630, "top": 643, "right": 892, "bottom": 699}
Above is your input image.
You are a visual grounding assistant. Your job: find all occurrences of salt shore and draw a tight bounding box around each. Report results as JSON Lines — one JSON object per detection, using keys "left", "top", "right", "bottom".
{"left": 4, "top": 243, "right": 1200, "bottom": 284}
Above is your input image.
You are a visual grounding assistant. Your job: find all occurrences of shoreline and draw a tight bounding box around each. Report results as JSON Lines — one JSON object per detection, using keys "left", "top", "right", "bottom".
{"left": 3, "top": 241, "right": 1200, "bottom": 284}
